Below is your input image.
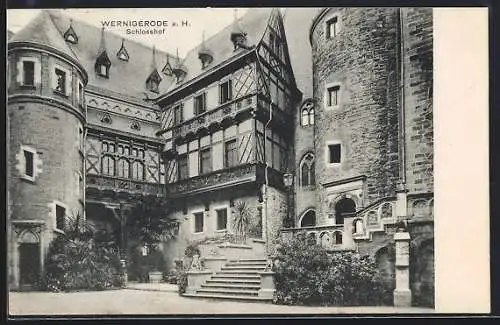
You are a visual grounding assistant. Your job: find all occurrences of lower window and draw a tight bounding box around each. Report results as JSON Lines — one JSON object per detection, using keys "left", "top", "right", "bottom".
{"left": 216, "top": 209, "right": 228, "bottom": 230}
{"left": 194, "top": 212, "right": 204, "bottom": 233}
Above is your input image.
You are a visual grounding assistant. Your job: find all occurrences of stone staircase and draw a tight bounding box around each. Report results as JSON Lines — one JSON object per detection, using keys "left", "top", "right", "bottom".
{"left": 183, "top": 258, "right": 273, "bottom": 302}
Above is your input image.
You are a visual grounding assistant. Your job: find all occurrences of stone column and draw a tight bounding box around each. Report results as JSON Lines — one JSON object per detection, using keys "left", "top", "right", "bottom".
{"left": 395, "top": 181, "right": 408, "bottom": 221}
{"left": 120, "top": 259, "right": 128, "bottom": 286}
{"left": 394, "top": 231, "right": 412, "bottom": 307}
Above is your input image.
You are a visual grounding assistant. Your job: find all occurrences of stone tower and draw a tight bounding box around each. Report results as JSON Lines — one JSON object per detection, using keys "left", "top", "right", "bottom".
{"left": 311, "top": 7, "right": 401, "bottom": 225}
{"left": 7, "top": 10, "right": 88, "bottom": 290}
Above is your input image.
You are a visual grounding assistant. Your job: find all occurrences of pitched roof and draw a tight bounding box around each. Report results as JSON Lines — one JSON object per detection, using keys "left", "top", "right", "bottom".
{"left": 47, "top": 10, "right": 177, "bottom": 100}
{"left": 10, "top": 10, "right": 80, "bottom": 63}
{"left": 10, "top": 10, "right": 177, "bottom": 101}
{"left": 164, "top": 8, "right": 273, "bottom": 94}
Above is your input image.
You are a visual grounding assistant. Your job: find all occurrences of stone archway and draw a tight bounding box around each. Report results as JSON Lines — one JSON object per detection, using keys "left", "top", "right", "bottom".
{"left": 17, "top": 230, "right": 41, "bottom": 290}
{"left": 334, "top": 198, "right": 356, "bottom": 225}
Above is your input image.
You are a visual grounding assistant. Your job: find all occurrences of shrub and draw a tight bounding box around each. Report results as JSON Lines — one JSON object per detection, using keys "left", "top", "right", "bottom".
{"left": 184, "top": 242, "right": 201, "bottom": 258}
{"left": 42, "top": 214, "right": 124, "bottom": 292}
{"left": 273, "top": 236, "right": 389, "bottom": 306}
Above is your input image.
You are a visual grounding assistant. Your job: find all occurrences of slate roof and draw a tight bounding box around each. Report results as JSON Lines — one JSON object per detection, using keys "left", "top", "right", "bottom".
{"left": 10, "top": 10, "right": 177, "bottom": 101}
{"left": 164, "top": 8, "right": 274, "bottom": 94}
{"left": 10, "top": 10, "right": 80, "bottom": 63}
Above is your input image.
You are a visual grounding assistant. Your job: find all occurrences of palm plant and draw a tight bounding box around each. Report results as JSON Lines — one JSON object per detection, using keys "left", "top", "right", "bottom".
{"left": 232, "top": 200, "right": 252, "bottom": 244}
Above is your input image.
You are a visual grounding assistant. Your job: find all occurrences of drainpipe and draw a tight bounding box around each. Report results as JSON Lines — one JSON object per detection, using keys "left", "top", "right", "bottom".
{"left": 396, "top": 8, "right": 408, "bottom": 221}
{"left": 255, "top": 52, "right": 273, "bottom": 256}
{"left": 83, "top": 97, "right": 88, "bottom": 222}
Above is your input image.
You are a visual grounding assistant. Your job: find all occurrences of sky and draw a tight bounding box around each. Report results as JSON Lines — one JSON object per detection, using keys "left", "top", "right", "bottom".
{"left": 6, "top": 8, "right": 256, "bottom": 57}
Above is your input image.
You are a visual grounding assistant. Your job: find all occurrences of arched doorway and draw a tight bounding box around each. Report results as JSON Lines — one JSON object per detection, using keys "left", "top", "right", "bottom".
{"left": 18, "top": 230, "right": 41, "bottom": 290}
{"left": 300, "top": 210, "right": 316, "bottom": 227}
{"left": 334, "top": 198, "right": 356, "bottom": 225}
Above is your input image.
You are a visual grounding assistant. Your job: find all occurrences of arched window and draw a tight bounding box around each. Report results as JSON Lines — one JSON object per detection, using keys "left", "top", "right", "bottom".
{"left": 132, "top": 161, "right": 144, "bottom": 180}
{"left": 117, "top": 158, "right": 129, "bottom": 178}
{"left": 299, "top": 153, "right": 315, "bottom": 186}
{"left": 102, "top": 155, "right": 115, "bottom": 176}
{"left": 333, "top": 231, "right": 343, "bottom": 245}
{"left": 301, "top": 109, "right": 309, "bottom": 126}
{"left": 300, "top": 210, "right": 316, "bottom": 227}
{"left": 300, "top": 101, "right": 315, "bottom": 126}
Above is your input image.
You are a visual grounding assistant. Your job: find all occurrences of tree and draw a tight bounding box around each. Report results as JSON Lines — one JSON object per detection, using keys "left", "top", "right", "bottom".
{"left": 126, "top": 195, "right": 178, "bottom": 249}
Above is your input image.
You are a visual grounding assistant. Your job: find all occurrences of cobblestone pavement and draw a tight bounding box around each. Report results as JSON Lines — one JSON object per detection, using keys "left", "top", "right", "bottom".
{"left": 9, "top": 290, "right": 435, "bottom": 316}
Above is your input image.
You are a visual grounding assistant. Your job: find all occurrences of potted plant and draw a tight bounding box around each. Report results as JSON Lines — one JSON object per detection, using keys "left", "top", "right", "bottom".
{"left": 232, "top": 200, "right": 252, "bottom": 244}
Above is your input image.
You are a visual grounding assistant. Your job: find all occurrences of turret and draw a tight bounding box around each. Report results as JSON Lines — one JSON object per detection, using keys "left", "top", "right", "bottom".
{"left": 7, "top": 10, "right": 88, "bottom": 290}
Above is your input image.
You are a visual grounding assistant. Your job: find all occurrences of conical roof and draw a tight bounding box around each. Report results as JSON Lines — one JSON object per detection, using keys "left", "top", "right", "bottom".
{"left": 10, "top": 10, "right": 80, "bottom": 62}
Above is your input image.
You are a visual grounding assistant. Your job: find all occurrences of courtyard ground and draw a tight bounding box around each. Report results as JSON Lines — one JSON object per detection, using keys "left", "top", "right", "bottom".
{"left": 9, "top": 286, "right": 435, "bottom": 316}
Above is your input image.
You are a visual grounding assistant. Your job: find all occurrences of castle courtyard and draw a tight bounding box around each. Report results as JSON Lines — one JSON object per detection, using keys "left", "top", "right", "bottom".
{"left": 9, "top": 289, "right": 434, "bottom": 316}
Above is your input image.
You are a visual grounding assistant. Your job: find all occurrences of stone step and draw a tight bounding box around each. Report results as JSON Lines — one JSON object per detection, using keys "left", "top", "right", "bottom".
{"left": 196, "top": 288, "right": 259, "bottom": 296}
{"left": 183, "top": 292, "right": 272, "bottom": 302}
{"left": 225, "top": 263, "right": 268, "bottom": 268}
{"left": 216, "top": 270, "right": 261, "bottom": 275}
{"left": 221, "top": 266, "right": 267, "bottom": 271}
{"left": 212, "top": 274, "right": 261, "bottom": 280}
{"left": 206, "top": 279, "right": 262, "bottom": 285}
{"left": 201, "top": 283, "right": 261, "bottom": 290}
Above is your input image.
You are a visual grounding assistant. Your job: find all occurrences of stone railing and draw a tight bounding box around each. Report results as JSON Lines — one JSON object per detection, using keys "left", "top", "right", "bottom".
{"left": 171, "top": 93, "right": 256, "bottom": 140}
{"left": 280, "top": 224, "right": 348, "bottom": 251}
{"left": 86, "top": 174, "right": 164, "bottom": 196}
{"left": 167, "top": 163, "right": 257, "bottom": 196}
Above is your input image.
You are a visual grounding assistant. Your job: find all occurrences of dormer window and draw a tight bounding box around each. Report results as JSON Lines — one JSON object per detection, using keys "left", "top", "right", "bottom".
{"left": 95, "top": 28, "right": 111, "bottom": 78}
{"left": 64, "top": 21, "right": 78, "bottom": 44}
{"left": 146, "top": 70, "right": 161, "bottom": 93}
{"left": 96, "top": 63, "right": 109, "bottom": 78}
{"left": 117, "top": 39, "right": 129, "bottom": 61}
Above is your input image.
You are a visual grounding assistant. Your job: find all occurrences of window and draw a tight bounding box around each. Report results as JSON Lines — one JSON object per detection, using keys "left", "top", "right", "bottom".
{"left": 301, "top": 106, "right": 315, "bottom": 127}
{"left": 56, "top": 204, "right": 66, "bottom": 231}
{"left": 327, "top": 143, "right": 341, "bottom": 164}
{"left": 178, "top": 154, "right": 188, "bottom": 180}
{"left": 78, "top": 82, "right": 84, "bottom": 107}
{"left": 132, "top": 161, "right": 144, "bottom": 180}
{"left": 194, "top": 93, "right": 206, "bottom": 115}
{"left": 333, "top": 231, "right": 343, "bottom": 245}
{"left": 23, "top": 61, "right": 35, "bottom": 86}
{"left": 146, "top": 75, "right": 160, "bottom": 93}
{"left": 300, "top": 153, "right": 315, "bottom": 186}
{"left": 326, "top": 16, "right": 339, "bottom": 39}
{"left": 219, "top": 80, "right": 232, "bottom": 104}
{"left": 54, "top": 68, "right": 66, "bottom": 94}
{"left": 174, "top": 105, "right": 184, "bottom": 125}
{"left": 225, "top": 139, "right": 238, "bottom": 168}
{"left": 99, "top": 64, "right": 108, "bottom": 77}
{"left": 199, "top": 148, "right": 212, "bottom": 174}
{"left": 301, "top": 109, "right": 309, "bottom": 126}
{"left": 194, "top": 212, "right": 204, "bottom": 233}
{"left": 24, "top": 150, "right": 34, "bottom": 178}
{"left": 78, "top": 126, "right": 84, "bottom": 152}
{"left": 216, "top": 209, "right": 228, "bottom": 230}
{"left": 327, "top": 85, "right": 340, "bottom": 107}
{"left": 102, "top": 155, "right": 115, "bottom": 175}
{"left": 66, "top": 34, "right": 76, "bottom": 43}
{"left": 117, "top": 159, "right": 129, "bottom": 178}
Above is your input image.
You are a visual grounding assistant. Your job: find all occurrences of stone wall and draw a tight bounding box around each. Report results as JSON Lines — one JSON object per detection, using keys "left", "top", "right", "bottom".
{"left": 264, "top": 185, "right": 288, "bottom": 254}
{"left": 311, "top": 8, "right": 400, "bottom": 220}
{"left": 402, "top": 8, "right": 433, "bottom": 194}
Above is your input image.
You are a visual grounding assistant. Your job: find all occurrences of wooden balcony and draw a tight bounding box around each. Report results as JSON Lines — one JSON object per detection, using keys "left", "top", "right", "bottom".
{"left": 85, "top": 174, "right": 164, "bottom": 201}
{"left": 170, "top": 93, "right": 257, "bottom": 143}
{"left": 167, "top": 163, "right": 258, "bottom": 197}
